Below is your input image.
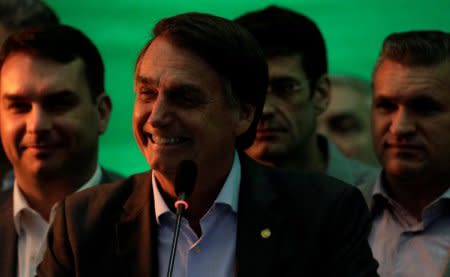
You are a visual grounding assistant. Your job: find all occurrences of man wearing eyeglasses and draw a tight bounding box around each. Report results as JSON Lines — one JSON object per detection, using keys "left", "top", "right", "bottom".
{"left": 236, "top": 6, "right": 378, "bottom": 187}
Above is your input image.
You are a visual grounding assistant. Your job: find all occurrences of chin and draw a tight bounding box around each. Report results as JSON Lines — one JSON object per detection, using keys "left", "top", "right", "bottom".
{"left": 385, "top": 161, "right": 424, "bottom": 179}
{"left": 149, "top": 158, "right": 179, "bottom": 175}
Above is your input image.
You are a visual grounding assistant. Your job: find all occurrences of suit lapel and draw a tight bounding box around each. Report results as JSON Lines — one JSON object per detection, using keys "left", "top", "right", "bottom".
{"left": 0, "top": 191, "right": 17, "bottom": 277}
{"left": 236, "top": 155, "right": 284, "bottom": 277}
{"left": 114, "top": 173, "right": 158, "bottom": 276}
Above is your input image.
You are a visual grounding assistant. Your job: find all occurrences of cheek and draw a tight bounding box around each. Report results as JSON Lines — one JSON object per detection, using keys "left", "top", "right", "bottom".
{"left": 132, "top": 102, "right": 144, "bottom": 124}
{"left": 371, "top": 116, "right": 385, "bottom": 137}
{"left": 132, "top": 106, "right": 149, "bottom": 141}
{"left": 1, "top": 120, "right": 22, "bottom": 142}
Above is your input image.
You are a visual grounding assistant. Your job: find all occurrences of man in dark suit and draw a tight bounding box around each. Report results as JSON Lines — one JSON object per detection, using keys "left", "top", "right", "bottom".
{"left": 38, "top": 12, "right": 378, "bottom": 276}
{"left": 0, "top": 24, "right": 122, "bottom": 276}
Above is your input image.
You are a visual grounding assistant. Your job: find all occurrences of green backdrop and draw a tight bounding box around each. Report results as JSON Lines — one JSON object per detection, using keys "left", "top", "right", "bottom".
{"left": 44, "top": 0, "right": 450, "bottom": 176}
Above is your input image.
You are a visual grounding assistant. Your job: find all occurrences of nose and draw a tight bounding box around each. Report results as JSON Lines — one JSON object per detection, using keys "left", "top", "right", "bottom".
{"left": 26, "top": 105, "right": 52, "bottom": 133}
{"left": 389, "top": 108, "right": 415, "bottom": 137}
{"left": 147, "top": 96, "right": 173, "bottom": 128}
{"left": 260, "top": 95, "right": 276, "bottom": 121}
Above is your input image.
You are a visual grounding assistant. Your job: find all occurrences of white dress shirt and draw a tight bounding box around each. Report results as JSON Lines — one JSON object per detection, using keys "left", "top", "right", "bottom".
{"left": 153, "top": 152, "right": 240, "bottom": 277}
{"left": 13, "top": 165, "right": 102, "bottom": 277}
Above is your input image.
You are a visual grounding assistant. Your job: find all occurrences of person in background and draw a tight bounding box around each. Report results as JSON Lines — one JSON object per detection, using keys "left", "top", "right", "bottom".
{"left": 359, "top": 30, "right": 450, "bottom": 276}
{"left": 0, "top": 24, "right": 122, "bottom": 277}
{"left": 38, "top": 12, "right": 378, "bottom": 276}
{"left": 236, "top": 6, "right": 378, "bottom": 186}
{"left": 318, "top": 75, "right": 379, "bottom": 167}
{"left": 0, "top": 0, "right": 60, "bottom": 190}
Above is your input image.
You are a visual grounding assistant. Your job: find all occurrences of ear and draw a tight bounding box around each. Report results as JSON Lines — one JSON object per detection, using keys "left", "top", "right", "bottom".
{"left": 235, "top": 103, "right": 255, "bottom": 136}
{"left": 312, "top": 74, "right": 331, "bottom": 116}
{"left": 95, "top": 92, "right": 112, "bottom": 134}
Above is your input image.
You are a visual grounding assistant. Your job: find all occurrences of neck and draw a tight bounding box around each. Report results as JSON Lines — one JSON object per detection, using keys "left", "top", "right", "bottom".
{"left": 385, "top": 173, "right": 450, "bottom": 220}
{"left": 270, "top": 134, "right": 326, "bottom": 173}
{"left": 15, "top": 168, "right": 96, "bottom": 221}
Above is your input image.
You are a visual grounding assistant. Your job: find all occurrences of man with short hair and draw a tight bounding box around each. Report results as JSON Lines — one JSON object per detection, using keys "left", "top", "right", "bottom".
{"left": 38, "top": 12, "right": 378, "bottom": 276}
{"left": 0, "top": 0, "right": 60, "bottom": 190}
{"left": 318, "top": 75, "right": 379, "bottom": 166}
{"left": 236, "top": 6, "right": 378, "bottom": 187}
{"left": 359, "top": 30, "right": 450, "bottom": 276}
{"left": 0, "top": 25, "right": 121, "bottom": 277}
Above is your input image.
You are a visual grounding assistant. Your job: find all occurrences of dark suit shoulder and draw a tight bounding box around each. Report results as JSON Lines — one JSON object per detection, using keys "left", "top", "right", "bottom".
{"left": 238, "top": 155, "right": 379, "bottom": 276}
{"left": 0, "top": 189, "right": 12, "bottom": 202}
{"left": 0, "top": 189, "right": 13, "bottom": 210}
{"left": 259, "top": 162, "right": 360, "bottom": 204}
{"left": 61, "top": 172, "right": 150, "bottom": 226}
{"left": 100, "top": 167, "right": 125, "bottom": 183}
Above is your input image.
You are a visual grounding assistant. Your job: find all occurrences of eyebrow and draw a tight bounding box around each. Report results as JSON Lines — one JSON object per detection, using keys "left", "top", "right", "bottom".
{"left": 1, "top": 90, "right": 77, "bottom": 101}
{"left": 135, "top": 76, "right": 156, "bottom": 86}
{"left": 1, "top": 93, "right": 26, "bottom": 101}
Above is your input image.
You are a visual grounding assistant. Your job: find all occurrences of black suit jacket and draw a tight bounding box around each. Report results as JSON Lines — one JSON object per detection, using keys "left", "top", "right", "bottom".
{"left": 0, "top": 169, "right": 122, "bottom": 277}
{"left": 38, "top": 155, "right": 378, "bottom": 276}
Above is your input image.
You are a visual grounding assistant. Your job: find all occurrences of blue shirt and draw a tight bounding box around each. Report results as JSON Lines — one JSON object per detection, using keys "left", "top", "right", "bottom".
{"left": 152, "top": 152, "right": 240, "bottom": 277}
{"left": 369, "top": 176, "right": 450, "bottom": 276}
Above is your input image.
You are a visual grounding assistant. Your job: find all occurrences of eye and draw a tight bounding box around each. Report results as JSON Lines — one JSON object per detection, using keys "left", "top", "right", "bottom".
{"left": 44, "top": 94, "right": 79, "bottom": 113}
{"left": 328, "top": 114, "right": 362, "bottom": 135}
{"left": 168, "top": 85, "right": 208, "bottom": 108}
{"left": 7, "top": 101, "right": 31, "bottom": 113}
{"left": 411, "top": 97, "right": 442, "bottom": 116}
{"left": 268, "top": 78, "right": 306, "bottom": 98}
{"left": 374, "top": 98, "right": 397, "bottom": 113}
{"left": 137, "top": 87, "right": 158, "bottom": 102}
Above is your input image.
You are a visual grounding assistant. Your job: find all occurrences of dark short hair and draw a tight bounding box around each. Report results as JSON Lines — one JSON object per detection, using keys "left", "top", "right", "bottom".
{"left": 135, "top": 12, "right": 268, "bottom": 150}
{"left": 0, "top": 0, "right": 59, "bottom": 31}
{"left": 235, "top": 5, "right": 327, "bottom": 90}
{"left": 373, "top": 30, "right": 450, "bottom": 77}
{"left": 0, "top": 24, "right": 105, "bottom": 101}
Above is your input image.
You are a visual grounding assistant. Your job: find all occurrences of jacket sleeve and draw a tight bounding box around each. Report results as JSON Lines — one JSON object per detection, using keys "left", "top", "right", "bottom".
{"left": 37, "top": 198, "right": 75, "bottom": 277}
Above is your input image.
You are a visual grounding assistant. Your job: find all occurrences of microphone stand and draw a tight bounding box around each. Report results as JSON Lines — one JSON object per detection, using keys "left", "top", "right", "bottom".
{"left": 167, "top": 193, "right": 189, "bottom": 277}
{"left": 166, "top": 160, "right": 197, "bottom": 277}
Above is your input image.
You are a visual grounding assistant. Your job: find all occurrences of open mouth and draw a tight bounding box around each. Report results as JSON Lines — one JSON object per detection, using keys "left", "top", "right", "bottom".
{"left": 150, "top": 134, "right": 188, "bottom": 145}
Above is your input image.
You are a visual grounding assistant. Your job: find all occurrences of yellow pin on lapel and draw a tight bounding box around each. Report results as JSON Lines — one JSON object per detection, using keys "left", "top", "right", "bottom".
{"left": 260, "top": 228, "right": 271, "bottom": 239}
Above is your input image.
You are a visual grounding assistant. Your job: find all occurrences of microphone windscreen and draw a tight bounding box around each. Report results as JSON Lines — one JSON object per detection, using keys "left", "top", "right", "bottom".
{"left": 174, "top": 160, "right": 197, "bottom": 198}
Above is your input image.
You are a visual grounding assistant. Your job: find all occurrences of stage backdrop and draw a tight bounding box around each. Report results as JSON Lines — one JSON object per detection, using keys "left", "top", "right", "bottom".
{"left": 45, "top": 0, "right": 450, "bottom": 176}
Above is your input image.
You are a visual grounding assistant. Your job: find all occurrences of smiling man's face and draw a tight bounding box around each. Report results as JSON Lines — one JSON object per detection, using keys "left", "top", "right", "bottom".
{"left": 133, "top": 37, "right": 252, "bottom": 185}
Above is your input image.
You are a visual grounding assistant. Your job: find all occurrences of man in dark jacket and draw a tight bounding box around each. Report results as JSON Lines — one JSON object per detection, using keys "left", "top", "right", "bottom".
{"left": 38, "top": 12, "right": 378, "bottom": 277}
{"left": 0, "top": 24, "right": 121, "bottom": 276}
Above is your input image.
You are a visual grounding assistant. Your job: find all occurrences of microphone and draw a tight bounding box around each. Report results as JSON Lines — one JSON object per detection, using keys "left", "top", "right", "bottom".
{"left": 167, "top": 160, "right": 197, "bottom": 277}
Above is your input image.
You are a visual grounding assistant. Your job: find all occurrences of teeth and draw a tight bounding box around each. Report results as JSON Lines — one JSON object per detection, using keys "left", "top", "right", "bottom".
{"left": 151, "top": 135, "right": 184, "bottom": 145}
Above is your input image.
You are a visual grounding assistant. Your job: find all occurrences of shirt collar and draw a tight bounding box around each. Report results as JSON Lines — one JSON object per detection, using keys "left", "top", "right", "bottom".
{"left": 13, "top": 164, "right": 103, "bottom": 233}
{"left": 371, "top": 172, "right": 450, "bottom": 208}
{"left": 153, "top": 151, "right": 241, "bottom": 224}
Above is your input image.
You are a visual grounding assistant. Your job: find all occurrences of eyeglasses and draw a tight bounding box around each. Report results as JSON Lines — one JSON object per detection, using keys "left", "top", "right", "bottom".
{"left": 267, "top": 77, "right": 309, "bottom": 97}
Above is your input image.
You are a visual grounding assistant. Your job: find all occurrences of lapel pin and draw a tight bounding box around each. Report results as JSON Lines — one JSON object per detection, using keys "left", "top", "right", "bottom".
{"left": 260, "top": 228, "right": 271, "bottom": 239}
